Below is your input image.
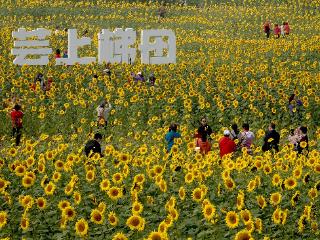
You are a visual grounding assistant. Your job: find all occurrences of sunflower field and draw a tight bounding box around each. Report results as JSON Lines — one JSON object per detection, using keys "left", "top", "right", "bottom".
{"left": 0, "top": 0, "right": 320, "bottom": 239}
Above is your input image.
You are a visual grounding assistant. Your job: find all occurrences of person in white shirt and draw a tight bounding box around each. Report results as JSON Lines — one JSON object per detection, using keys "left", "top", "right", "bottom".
{"left": 96, "top": 101, "right": 112, "bottom": 128}
{"left": 280, "top": 22, "right": 285, "bottom": 37}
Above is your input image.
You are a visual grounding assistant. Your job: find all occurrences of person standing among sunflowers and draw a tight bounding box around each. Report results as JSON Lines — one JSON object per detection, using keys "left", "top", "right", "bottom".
{"left": 194, "top": 117, "right": 213, "bottom": 155}
{"left": 219, "top": 130, "right": 236, "bottom": 158}
{"left": 165, "top": 123, "right": 181, "bottom": 153}
{"left": 263, "top": 20, "right": 271, "bottom": 38}
{"left": 157, "top": 4, "right": 166, "bottom": 22}
{"left": 238, "top": 123, "right": 255, "bottom": 154}
{"left": 84, "top": 133, "right": 103, "bottom": 157}
{"left": 96, "top": 100, "right": 112, "bottom": 129}
{"left": 10, "top": 104, "right": 24, "bottom": 146}
{"left": 262, "top": 123, "right": 280, "bottom": 152}
{"left": 296, "top": 126, "right": 309, "bottom": 155}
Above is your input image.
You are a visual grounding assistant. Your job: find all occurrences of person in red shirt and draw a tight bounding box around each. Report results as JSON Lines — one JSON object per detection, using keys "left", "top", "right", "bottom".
{"left": 284, "top": 22, "right": 290, "bottom": 35}
{"left": 10, "top": 104, "right": 24, "bottom": 146}
{"left": 196, "top": 134, "right": 211, "bottom": 155}
{"left": 55, "top": 49, "right": 61, "bottom": 58}
{"left": 274, "top": 24, "right": 281, "bottom": 38}
{"left": 219, "top": 130, "right": 236, "bottom": 158}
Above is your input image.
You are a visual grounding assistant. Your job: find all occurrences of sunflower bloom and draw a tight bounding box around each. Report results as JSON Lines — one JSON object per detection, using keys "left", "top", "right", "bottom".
{"left": 112, "top": 232, "right": 128, "bottom": 240}
{"left": 108, "top": 211, "right": 119, "bottom": 226}
{"left": 75, "top": 218, "right": 89, "bottom": 237}
{"left": 225, "top": 211, "right": 239, "bottom": 229}
{"left": 126, "top": 215, "right": 145, "bottom": 231}
{"left": 0, "top": 211, "right": 8, "bottom": 229}
{"left": 91, "top": 209, "right": 104, "bottom": 224}
{"left": 107, "top": 187, "right": 123, "bottom": 201}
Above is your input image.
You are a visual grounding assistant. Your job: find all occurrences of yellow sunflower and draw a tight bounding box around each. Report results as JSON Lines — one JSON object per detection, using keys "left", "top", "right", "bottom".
{"left": 44, "top": 182, "right": 56, "bottom": 196}
{"left": 255, "top": 218, "right": 263, "bottom": 233}
{"left": 75, "top": 218, "right": 89, "bottom": 237}
{"left": 132, "top": 201, "right": 144, "bottom": 215}
{"left": 97, "top": 202, "right": 106, "bottom": 213}
{"left": 126, "top": 215, "right": 145, "bottom": 231}
{"left": 240, "top": 209, "right": 252, "bottom": 224}
{"left": 112, "top": 232, "right": 128, "bottom": 240}
{"left": 91, "top": 209, "right": 104, "bottom": 224}
{"left": 272, "top": 208, "right": 281, "bottom": 224}
{"left": 147, "top": 231, "right": 168, "bottom": 240}
{"left": 22, "top": 175, "right": 34, "bottom": 188}
{"left": 234, "top": 230, "right": 253, "bottom": 240}
{"left": 86, "top": 170, "right": 95, "bottom": 183}
{"left": 236, "top": 191, "right": 245, "bottom": 210}
{"left": 256, "top": 195, "right": 267, "bottom": 209}
{"left": 179, "top": 187, "right": 186, "bottom": 200}
{"left": 0, "top": 211, "right": 8, "bottom": 229}
{"left": 36, "top": 197, "right": 46, "bottom": 210}
{"left": 20, "top": 215, "right": 29, "bottom": 231}
{"left": 284, "top": 177, "right": 297, "bottom": 190}
{"left": 63, "top": 206, "right": 76, "bottom": 221}
{"left": 225, "top": 211, "right": 239, "bottom": 229}
{"left": 270, "top": 192, "right": 282, "bottom": 206}
{"left": 202, "top": 204, "right": 216, "bottom": 221}
{"left": 272, "top": 173, "right": 282, "bottom": 186}
{"left": 73, "top": 191, "right": 81, "bottom": 205}
{"left": 224, "top": 177, "right": 236, "bottom": 191}
{"left": 108, "top": 211, "right": 119, "bottom": 226}
{"left": 192, "top": 187, "right": 204, "bottom": 202}
{"left": 107, "top": 187, "right": 123, "bottom": 201}
{"left": 100, "top": 179, "right": 111, "bottom": 191}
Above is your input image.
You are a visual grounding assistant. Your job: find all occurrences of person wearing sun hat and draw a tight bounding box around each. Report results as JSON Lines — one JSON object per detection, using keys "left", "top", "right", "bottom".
{"left": 219, "top": 129, "right": 236, "bottom": 158}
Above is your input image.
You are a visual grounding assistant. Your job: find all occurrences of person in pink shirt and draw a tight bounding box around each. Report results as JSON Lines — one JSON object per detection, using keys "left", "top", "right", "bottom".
{"left": 219, "top": 130, "right": 236, "bottom": 158}
{"left": 239, "top": 123, "right": 255, "bottom": 154}
{"left": 284, "top": 22, "right": 290, "bottom": 35}
{"left": 274, "top": 24, "right": 281, "bottom": 38}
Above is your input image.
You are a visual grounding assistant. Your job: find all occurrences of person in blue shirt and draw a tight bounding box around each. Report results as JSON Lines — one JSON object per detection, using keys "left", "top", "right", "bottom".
{"left": 165, "top": 123, "right": 181, "bottom": 153}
